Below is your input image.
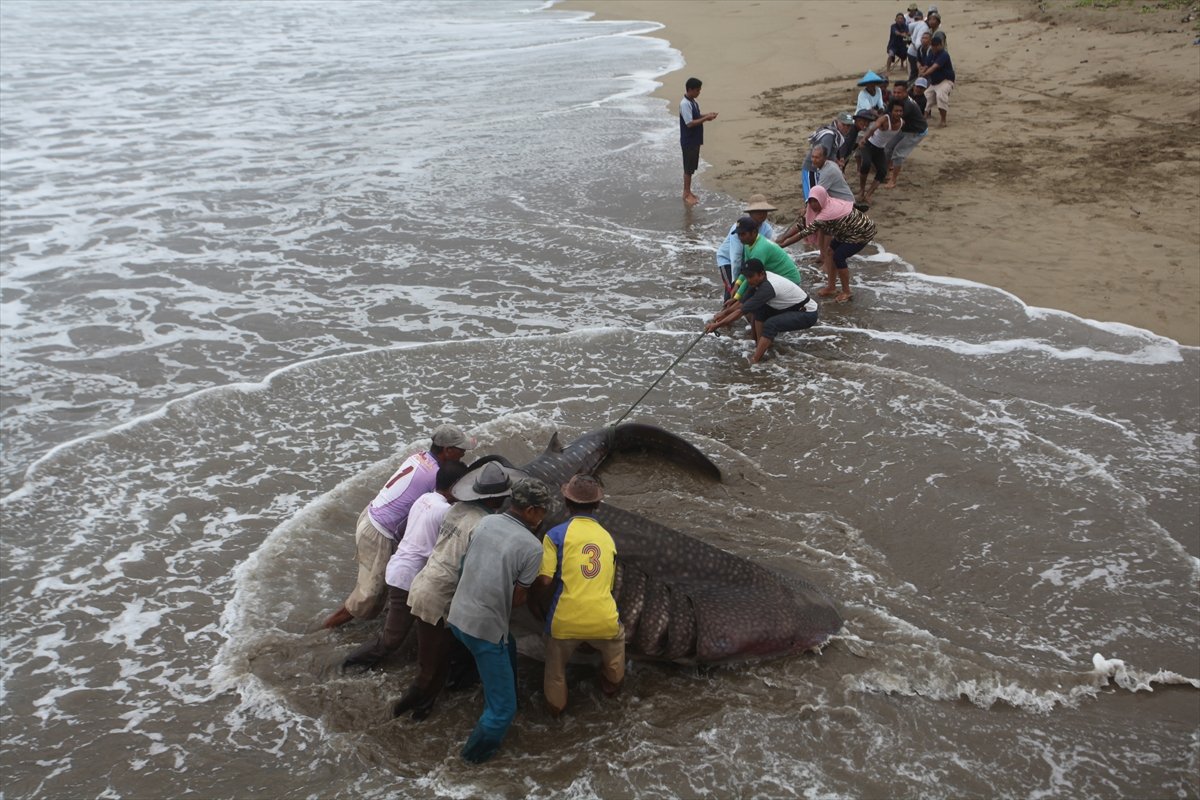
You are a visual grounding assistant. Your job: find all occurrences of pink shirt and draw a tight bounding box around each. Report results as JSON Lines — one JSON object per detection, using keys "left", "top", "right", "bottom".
{"left": 367, "top": 451, "right": 438, "bottom": 540}
{"left": 385, "top": 492, "right": 451, "bottom": 591}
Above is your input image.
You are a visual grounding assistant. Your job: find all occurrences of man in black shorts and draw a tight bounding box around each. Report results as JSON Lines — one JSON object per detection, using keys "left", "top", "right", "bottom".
{"left": 679, "top": 76, "right": 717, "bottom": 206}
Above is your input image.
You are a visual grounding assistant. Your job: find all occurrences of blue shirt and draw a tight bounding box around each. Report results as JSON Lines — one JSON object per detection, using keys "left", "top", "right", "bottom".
{"left": 927, "top": 49, "right": 954, "bottom": 83}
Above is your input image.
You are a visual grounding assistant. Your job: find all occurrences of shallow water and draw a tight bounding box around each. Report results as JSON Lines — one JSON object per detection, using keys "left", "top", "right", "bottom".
{"left": 2, "top": 2, "right": 1197, "bottom": 798}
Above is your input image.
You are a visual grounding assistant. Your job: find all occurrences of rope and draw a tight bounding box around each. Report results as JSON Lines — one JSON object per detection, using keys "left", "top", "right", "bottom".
{"left": 610, "top": 330, "right": 708, "bottom": 427}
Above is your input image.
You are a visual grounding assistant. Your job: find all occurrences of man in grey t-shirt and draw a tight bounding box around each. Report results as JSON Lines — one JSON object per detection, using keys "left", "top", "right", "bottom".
{"left": 447, "top": 477, "right": 552, "bottom": 764}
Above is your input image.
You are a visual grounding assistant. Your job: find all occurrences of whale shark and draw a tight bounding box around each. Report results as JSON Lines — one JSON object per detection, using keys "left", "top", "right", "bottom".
{"left": 509, "top": 423, "right": 843, "bottom": 664}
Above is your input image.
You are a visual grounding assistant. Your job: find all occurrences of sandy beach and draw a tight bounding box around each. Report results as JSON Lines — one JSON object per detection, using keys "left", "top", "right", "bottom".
{"left": 563, "top": 0, "right": 1200, "bottom": 346}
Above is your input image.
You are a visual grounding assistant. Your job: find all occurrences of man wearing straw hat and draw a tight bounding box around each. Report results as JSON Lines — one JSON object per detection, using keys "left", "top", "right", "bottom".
{"left": 715, "top": 194, "right": 777, "bottom": 300}
{"left": 533, "top": 474, "right": 625, "bottom": 717}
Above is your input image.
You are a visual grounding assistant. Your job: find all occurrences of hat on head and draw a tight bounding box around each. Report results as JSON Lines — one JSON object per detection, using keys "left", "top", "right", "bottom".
{"left": 913, "top": 9, "right": 924, "bottom": 18}
{"left": 928, "top": 5, "right": 938, "bottom": 13}
{"left": 451, "top": 460, "right": 528, "bottom": 501}
{"left": 913, "top": 77, "right": 930, "bottom": 89}
{"left": 857, "top": 70, "right": 886, "bottom": 86}
{"left": 562, "top": 474, "right": 604, "bottom": 504}
{"left": 735, "top": 215, "right": 760, "bottom": 234}
{"left": 907, "top": 2, "right": 918, "bottom": 10}
{"left": 853, "top": 108, "right": 878, "bottom": 121}
{"left": 742, "top": 193, "right": 777, "bottom": 213}
{"left": 836, "top": 111, "right": 855, "bottom": 126}
{"left": 931, "top": 31, "right": 946, "bottom": 44}
{"left": 510, "top": 477, "right": 553, "bottom": 509}
{"left": 431, "top": 424, "right": 471, "bottom": 450}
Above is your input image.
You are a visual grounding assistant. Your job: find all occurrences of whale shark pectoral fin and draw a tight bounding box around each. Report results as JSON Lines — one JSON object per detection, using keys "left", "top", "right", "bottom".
{"left": 608, "top": 423, "right": 721, "bottom": 482}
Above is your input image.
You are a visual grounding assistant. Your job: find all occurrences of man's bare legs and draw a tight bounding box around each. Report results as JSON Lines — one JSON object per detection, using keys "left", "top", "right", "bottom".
{"left": 884, "top": 163, "right": 902, "bottom": 189}
{"left": 748, "top": 318, "right": 772, "bottom": 364}
{"left": 683, "top": 173, "right": 699, "bottom": 205}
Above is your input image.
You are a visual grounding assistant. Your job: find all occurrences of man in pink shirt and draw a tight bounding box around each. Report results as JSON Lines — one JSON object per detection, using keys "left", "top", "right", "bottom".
{"left": 340, "top": 460, "right": 469, "bottom": 669}
{"left": 323, "top": 424, "right": 470, "bottom": 629}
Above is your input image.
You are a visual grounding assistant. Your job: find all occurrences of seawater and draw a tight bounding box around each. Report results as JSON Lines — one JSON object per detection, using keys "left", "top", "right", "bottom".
{"left": 1, "top": 2, "right": 1197, "bottom": 798}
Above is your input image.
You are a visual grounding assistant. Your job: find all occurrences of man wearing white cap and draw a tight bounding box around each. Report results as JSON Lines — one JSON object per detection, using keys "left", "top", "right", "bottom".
{"left": 323, "top": 423, "right": 471, "bottom": 629}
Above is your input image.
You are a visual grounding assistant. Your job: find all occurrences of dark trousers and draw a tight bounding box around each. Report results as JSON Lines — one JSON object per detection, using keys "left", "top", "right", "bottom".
{"left": 344, "top": 586, "right": 415, "bottom": 666}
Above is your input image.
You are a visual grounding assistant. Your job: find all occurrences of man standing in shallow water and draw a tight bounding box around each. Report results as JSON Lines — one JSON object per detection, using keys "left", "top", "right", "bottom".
{"left": 447, "top": 477, "right": 552, "bottom": 764}
{"left": 533, "top": 474, "right": 624, "bottom": 717}
{"left": 680, "top": 76, "right": 718, "bottom": 206}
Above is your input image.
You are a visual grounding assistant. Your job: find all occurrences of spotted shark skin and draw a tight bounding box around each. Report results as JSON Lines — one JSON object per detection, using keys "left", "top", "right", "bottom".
{"left": 515, "top": 424, "right": 843, "bottom": 665}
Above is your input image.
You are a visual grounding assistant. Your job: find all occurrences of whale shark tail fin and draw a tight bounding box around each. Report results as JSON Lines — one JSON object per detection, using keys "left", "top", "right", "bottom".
{"left": 609, "top": 423, "right": 721, "bottom": 482}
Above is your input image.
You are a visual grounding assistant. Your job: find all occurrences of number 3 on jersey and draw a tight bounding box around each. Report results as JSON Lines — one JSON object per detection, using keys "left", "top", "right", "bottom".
{"left": 580, "top": 543, "right": 602, "bottom": 579}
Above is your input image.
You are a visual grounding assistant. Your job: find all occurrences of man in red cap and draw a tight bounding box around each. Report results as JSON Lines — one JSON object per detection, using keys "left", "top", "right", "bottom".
{"left": 533, "top": 474, "right": 624, "bottom": 717}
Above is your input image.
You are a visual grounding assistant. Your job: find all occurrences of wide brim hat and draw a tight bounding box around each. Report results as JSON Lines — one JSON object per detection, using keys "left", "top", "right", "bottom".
{"left": 452, "top": 460, "right": 529, "bottom": 501}
{"left": 853, "top": 108, "right": 878, "bottom": 121}
{"left": 742, "top": 193, "right": 777, "bottom": 213}
{"left": 857, "top": 70, "right": 886, "bottom": 86}
{"left": 562, "top": 474, "right": 604, "bottom": 504}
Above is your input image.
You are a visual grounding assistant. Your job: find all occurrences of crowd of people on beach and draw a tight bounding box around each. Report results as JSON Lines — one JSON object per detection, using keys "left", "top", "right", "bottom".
{"left": 688, "top": 4, "right": 954, "bottom": 363}
{"left": 320, "top": 6, "right": 957, "bottom": 766}
{"left": 323, "top": 425, "right": 623, "bottom": 765}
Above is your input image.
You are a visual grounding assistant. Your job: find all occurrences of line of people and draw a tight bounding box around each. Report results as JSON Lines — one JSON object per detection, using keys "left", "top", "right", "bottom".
{"left": 324, "top": 425, "right": 625, "bottom": 764}
{"left": 697, "top": 5, "right": 954, "bottom": 362}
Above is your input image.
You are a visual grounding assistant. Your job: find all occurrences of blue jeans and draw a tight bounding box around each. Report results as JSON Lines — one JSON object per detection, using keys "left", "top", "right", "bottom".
{"left": 450, "top": 625, "right": 519, "bottom": 764}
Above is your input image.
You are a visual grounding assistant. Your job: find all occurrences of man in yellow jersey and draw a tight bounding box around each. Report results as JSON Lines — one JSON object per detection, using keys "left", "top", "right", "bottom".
{"left": 533, "top": 474, "right": 624, "bottom": 717}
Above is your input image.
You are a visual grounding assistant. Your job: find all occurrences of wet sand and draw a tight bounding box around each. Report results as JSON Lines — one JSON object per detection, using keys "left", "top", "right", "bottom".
{"left": 562, "top": 0, "right": 1200, "bottom": 345}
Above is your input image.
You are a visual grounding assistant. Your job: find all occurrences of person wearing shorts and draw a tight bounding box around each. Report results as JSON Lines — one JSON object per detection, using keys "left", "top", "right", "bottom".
{"left": 679, "top": 76, "right": 717, "bottom": 206}
{"left": 919, "top": 32, "right": 955, "bottom": 127}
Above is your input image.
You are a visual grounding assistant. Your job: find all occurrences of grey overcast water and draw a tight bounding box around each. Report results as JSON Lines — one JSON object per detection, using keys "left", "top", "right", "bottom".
{"left": 1, "top": 1, "right": 1197, "bottom": 798}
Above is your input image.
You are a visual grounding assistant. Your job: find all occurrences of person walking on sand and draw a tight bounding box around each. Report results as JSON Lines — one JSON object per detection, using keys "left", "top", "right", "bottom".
{"left": 680, "top": 77, "right": 717, "bottom": 206}
{"left": 777, "top": 185, "right": 877, "bottom": 304}
{"left": 705, "top": 259, "right": 819, "bottom": 364}
{"left": 322, "top": 424, "right": 471, "bottom": 630}
{"left": 533, "top": 475, "right": 625, "bottom": 718}
{"left": 716, "top": 195, "right": 777, "bottom": 300}
{"left": 919, "top": 32, "right": 955, "bottom": 127}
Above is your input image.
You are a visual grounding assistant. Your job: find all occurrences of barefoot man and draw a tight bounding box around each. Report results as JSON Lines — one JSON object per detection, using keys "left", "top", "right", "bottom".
{"left": 680, "top": 76, "right": 717, "bottom": 206}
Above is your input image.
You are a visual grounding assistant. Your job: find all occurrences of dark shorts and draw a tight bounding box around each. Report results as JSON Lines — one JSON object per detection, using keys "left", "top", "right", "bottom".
{"left": 831, "top": 239, "right": 868, "bottom": 270}
{"left": 859, "top": 141, "right": 888, "bottom": 182}
{"left": 682, "top": 146, "right": 700, "bottom": 175}
{"left": 756, "top": 305, "right": 819, "bottom": 340}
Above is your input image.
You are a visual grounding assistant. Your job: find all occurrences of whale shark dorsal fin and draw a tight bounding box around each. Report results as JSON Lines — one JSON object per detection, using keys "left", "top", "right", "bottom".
{"left": 544, "top": 431, "right": 563, "bottom": 454}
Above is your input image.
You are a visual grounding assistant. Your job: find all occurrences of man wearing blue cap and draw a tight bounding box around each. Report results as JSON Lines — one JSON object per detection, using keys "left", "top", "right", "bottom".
{"left": 856, "top": 71, "right": 887, "bottom": 114}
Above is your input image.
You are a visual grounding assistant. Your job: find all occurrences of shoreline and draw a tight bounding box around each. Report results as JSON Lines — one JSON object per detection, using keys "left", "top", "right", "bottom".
{"left": 560, "top": 0, "right": 1200, "bottom": 346}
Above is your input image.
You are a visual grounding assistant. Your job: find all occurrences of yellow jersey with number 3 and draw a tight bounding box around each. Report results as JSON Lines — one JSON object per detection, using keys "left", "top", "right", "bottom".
{"left": 539, "top": 515, "right": 620, "bottom": 640}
